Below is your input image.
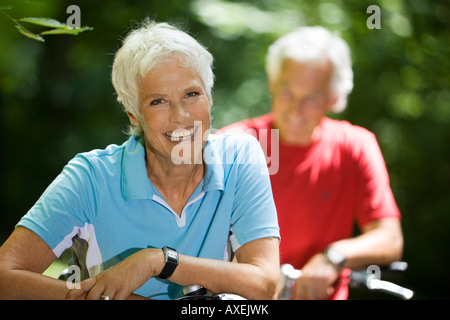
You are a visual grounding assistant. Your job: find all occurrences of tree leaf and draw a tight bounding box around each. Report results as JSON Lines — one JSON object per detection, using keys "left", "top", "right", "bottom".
{"left": 15, "top": 25, "right": 44, "bottom": 42}
{"left": 40, "top": 26, "right": 93, "bottom": 36}
{"left": 19, "top": 17, "right": 66, "bottom": 28}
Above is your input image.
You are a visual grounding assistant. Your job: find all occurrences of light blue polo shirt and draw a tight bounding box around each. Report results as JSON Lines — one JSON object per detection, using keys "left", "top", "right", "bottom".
{"left": 18, "top": 133, "right": 280, "bottom": 299}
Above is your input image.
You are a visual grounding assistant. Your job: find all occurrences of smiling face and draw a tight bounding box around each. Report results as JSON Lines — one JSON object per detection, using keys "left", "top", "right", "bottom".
{"left": 128, "top": 59, "right": 211, "bottom": 165}
{"left": 270, "top": 58, "right": 337, "bottom": 146}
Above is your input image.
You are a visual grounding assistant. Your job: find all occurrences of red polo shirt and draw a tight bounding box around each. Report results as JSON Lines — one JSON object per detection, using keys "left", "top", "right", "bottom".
{"left": 219, "top": 113, "right": 401, "bottom": 299}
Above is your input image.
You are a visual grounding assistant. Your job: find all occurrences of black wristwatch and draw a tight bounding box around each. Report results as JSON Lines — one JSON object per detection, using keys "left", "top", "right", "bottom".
{"left": 323, "top": 246, "right": 346, "bottom": 270}
{"left": 157, "top": 246, "right": 179, "bottom": 279}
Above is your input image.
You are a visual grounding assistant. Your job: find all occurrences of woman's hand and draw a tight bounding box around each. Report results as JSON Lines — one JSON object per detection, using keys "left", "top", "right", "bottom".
{"left": 66, "top": 248, "right": 164, "bottom": 300}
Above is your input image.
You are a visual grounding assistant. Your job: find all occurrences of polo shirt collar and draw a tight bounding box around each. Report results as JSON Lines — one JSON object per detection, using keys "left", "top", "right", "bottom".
{"left": 121, "top": 135, "right": 224, "bottom": 201}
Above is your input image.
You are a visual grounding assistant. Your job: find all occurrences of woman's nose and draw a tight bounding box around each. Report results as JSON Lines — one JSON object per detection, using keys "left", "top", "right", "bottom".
{"left": 169, "top": 101, "right": 190, "bottom": 122}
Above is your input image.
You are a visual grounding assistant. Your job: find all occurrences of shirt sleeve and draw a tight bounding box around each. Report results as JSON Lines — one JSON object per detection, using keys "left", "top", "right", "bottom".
{"left": 354, "top": 131, "right": 401, "bottom": 228}
{"left": 227, "top": 135, "right": 280, "bottom": 251}
{"left": 17, "top": 154, "right": 98, "bottom": 257}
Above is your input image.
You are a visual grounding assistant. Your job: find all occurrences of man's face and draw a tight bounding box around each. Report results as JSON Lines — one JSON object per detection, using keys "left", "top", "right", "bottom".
{"left": 270, "top": 58, "right": 337, "bottom": 146}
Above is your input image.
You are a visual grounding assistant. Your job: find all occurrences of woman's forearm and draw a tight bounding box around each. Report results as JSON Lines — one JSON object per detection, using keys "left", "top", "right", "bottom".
{"left": 168, "top": 238, "right": 280, "bottom": 300}
{"left": 169, "top": 254, "right": 278, "bottom": 299}
{"left": 0, "top": 227, "right": 70, "bottom": 299}
{"left": 0, "top": 269, "right": 70, "bottom": 300}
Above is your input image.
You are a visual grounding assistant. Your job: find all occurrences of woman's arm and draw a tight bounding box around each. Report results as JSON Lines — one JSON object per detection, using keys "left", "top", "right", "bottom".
{"left": 1, "top": 226, "right": 279, "bottom": 300}
{"left": 67, "top": 237, "right": 280, "bottom": 300}
{"left": 0, "top": 226, "right": 70, "bottom": 299}
{"left": 171, "top": 237, "right": 280, "bottom": 300}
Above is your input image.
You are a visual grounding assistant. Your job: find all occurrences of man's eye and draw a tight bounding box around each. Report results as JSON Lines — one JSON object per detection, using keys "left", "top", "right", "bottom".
{"left": 305, "top": 95, "right": 316, "bottom": 102}
{"left": 150, "top": 99, "right": 164, "bottom": 106}
{"left": 304, "top": 94, "right": 320, "bottom": 104}
{"left": 280, "top": 88, "right": 291, "bottom": 100}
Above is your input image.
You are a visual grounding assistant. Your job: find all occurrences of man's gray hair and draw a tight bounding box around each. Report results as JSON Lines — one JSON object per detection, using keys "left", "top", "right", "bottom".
{"left": 112, "top": 19, "right": 214, "bottom": 136}
{"left": 266, "top": 26, "right": 353, "bottom": 113}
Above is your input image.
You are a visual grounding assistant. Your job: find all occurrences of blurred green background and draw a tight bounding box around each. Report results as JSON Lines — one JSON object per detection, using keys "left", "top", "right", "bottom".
{"left": 0, "top": 0, "right": 449, "bottom": 299}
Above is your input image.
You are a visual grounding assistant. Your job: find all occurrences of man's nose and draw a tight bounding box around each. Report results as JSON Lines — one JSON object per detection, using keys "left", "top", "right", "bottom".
{"left": 288, "top": 98, "right": 305, "bottom": 115}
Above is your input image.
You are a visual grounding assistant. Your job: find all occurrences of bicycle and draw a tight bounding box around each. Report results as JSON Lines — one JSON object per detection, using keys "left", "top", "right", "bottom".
{"left": 177, "top": 284, "right": 246, "bottom": 300}
{"left": 279, "top": 261, "right": 414, "bottom": 300}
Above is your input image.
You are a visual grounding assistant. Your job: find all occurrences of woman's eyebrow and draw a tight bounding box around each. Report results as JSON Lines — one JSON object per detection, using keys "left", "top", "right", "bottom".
{"left": 183, "top": 85, "right": 203, "bottom": 93}
{"left": 143, "top": 92, "right": 168, "bottom": 100}
{"left": 142, "top": 83, "right": 204, "bottom": 100}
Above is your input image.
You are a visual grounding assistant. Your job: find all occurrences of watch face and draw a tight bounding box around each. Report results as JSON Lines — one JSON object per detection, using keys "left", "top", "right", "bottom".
{"left": 326, "top": 248, "right": 345, "bottom": 266}
{"left": 158, "top": 247, "right": 179, "bottom": 279}
{"left": 167, "top": 250, "right": 178, "bottom": 262}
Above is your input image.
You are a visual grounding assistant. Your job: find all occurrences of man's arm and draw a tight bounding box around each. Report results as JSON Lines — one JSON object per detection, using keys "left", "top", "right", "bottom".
{"left": 332, "top": 217, "right": 403, "bottom": 269}
{"left": 294, "top": 217, "right": 403, "bottom": 299}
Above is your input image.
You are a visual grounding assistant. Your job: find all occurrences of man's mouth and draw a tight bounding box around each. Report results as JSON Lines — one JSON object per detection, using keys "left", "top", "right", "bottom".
{"left": 165, "top": 127, "right": 195, "bottom": 142}
{"left": 284, "top": 115, "right": 308, "bottom": 128}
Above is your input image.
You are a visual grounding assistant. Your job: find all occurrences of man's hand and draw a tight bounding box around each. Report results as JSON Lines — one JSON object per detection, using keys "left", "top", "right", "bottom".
{"left": 293, "top": 253, "right": 340, "bottom": 300}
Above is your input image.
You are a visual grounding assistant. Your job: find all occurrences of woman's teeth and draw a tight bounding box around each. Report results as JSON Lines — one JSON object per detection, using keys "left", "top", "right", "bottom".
{"left": 166, "top": 128, "right": 195, "bottom": 141}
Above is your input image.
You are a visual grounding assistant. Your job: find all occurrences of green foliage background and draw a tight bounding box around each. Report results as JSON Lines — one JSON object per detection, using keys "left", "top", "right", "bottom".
{"left": 0, "top": 0, "right": 449, "bottom": 299}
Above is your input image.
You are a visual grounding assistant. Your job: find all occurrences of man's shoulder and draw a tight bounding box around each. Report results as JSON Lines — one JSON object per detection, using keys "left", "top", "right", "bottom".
{"left": 323, "top": 117, "right": 375, "bottom": 141}
{"left": 321, "top": 118, "right": 381, "bottom": 162}
{"left": 217, "top": 113, "right": 273, "bottom": 134}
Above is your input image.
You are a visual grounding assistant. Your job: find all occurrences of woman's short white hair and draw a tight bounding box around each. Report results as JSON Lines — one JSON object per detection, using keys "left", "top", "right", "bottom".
{"left": 266, "top": 26, "right": 353, "bottom": 113}
{"left": 112, "top": 19, "right": 214, "bottom": 136}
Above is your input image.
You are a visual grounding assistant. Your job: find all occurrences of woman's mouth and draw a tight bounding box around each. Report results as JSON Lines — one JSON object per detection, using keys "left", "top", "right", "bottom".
{"left": 165, "top": 127, "right": 195, "bottom": 142}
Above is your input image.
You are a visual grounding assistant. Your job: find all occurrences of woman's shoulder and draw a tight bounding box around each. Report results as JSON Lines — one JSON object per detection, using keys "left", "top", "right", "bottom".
{"left": 206, "top": 132, "right": 264, "bottom": 169}
{"left": 209, "top": 131, "right": 260, "bottom": 149}
{"left": 67, "top": 138, "right": 132, "bottom": 173}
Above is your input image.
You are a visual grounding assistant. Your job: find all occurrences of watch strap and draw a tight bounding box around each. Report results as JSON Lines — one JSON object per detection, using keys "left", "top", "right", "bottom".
{"left": 157, "top": 246, "right": 178, "bottom": 279}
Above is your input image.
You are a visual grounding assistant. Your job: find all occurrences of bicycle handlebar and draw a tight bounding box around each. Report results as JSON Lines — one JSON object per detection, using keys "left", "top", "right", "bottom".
{"left": 279, "top": 262, "right": 414, "bottom": 300}
{"left": 366, "top": 278, "right": 413, "bottom": 300}
{"left": 178, "top": 284, "right": 246, "bottom": 300}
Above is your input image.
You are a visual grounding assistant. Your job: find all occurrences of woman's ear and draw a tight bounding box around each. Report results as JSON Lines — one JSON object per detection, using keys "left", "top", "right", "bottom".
{"left": 127, "top": 111, "right": 140, "bottom": 126}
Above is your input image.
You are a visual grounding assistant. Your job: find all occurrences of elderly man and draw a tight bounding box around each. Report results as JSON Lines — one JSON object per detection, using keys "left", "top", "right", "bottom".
{"left": 219, "top": 26, "right": 403, "bottom": 300}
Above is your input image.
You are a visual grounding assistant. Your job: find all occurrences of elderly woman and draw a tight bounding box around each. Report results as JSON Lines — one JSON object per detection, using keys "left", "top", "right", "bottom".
{"left": 0, "top": 20, "right": 280, "bottom": 300}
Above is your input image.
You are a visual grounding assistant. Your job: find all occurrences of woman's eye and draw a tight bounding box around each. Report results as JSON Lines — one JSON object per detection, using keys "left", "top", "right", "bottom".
{"left": 150, "top": 99, "right": 164, "bottom": 106}
{"left": 186, "top": 92, "right": 199, "bottom": 98}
